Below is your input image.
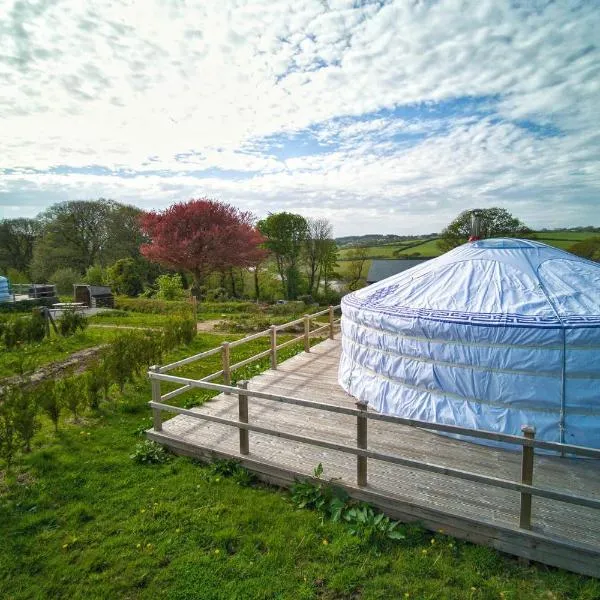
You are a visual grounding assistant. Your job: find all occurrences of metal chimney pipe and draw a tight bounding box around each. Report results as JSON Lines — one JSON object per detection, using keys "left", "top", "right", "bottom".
{"left": 469, "top": 209, "right": 482, "bottom": 242}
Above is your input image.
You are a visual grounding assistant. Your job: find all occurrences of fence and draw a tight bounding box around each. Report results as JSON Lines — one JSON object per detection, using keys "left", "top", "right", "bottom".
{"left": 148, "top": 305, "right": 600, "bottom": 532}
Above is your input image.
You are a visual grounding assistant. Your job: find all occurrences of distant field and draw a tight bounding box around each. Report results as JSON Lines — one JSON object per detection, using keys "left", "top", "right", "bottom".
{"left": 337, "top": 231, "right": 596, "bottom": 263}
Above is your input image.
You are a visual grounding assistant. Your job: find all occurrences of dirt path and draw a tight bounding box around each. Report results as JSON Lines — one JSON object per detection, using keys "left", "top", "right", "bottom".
{"left": 1, "top": 345, "right": 106, "bottom": 389}
{"left": 196, "top": 320, "right": 222, "bottom": 332}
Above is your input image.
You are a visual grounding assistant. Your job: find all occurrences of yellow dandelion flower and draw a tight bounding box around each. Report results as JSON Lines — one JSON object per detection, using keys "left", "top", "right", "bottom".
{"left": 136, "top": 543, "right": 141, "bottom": 548}
{"left": 322, "top": 539, "right": 329, "bottom": 545}
{"left": 430, "top": 538, "right": 435, "bottom": 544}
{"left": 175, "top": 528, "right": 181, "bottom": 533}
{"left": 62, "top": 544, "right": 68, "bottom": 549}
{"left": 146, "top": 543, "right": 152, "bottom": 548}
{"left": 141, "top": 509, "right": 146, "bottom": 513}
{"left": 214, "top": 549, "right": 220, "bottom": 554}
{"left": 421, "top": 549, "right": 428, "bottom": 555}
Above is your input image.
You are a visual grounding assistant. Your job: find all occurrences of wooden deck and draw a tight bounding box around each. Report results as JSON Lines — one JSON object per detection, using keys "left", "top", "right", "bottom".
{"left": 148, "top": 338, "right": 600, "bottom": 577}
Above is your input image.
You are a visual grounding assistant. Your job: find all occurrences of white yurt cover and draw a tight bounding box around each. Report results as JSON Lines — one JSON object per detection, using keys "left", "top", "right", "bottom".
{"left": 339, "top": 239, "right": 600, "bottom": 448}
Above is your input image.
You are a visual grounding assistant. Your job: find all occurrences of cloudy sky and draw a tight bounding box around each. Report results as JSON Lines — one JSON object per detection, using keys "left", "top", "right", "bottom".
{"left": 1, "top": 0, "right": 599, "bottom": 235}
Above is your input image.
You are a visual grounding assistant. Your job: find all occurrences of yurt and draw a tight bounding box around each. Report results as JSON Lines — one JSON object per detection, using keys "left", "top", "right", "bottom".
{"left": 339, "top": 238, "right": 600, "bottom": 448}
{"left": 0, "top": 276, "right": 10, "bottom": 303}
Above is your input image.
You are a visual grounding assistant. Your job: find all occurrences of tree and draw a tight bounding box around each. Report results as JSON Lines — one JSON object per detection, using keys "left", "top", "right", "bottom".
{"left": 258, "top": 212, "right": 308, "bottom": 300}
{"left": 346, "top": 246, "right": 369, "bottom": 291}
{"left": 568, "top": 238, "right": 600, "bottom": 261}
{"left": 49, "top": 267, "right": 80, "bottom": 295}
{"left": 317, "top": 239, "right": 339, "bottom": 295}
{"left": 155, "top": 274, "right": 186, "bottom": 300}
{"left": 304, "top": 218, "right": 334, "bottom": 296}
{"left": 140, "top": 199, "right": 266, "bottom": 292}
{"left": 437, "top": 208, "right": 531, "bottom": 252}
{"left": 0, "top": 218, "right": 41, "bottom": 275}
{"left": 106, "top": 258, "right": 146, "bottom": 296}
{"left": 30, "top": 199, "right": 144, "bottom": 280}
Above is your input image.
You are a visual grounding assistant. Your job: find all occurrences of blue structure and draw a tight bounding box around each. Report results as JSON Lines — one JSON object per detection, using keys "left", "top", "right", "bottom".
{"left": 0, "top": 276, "right": 10, "bottom": 303}
{"left": 339, "top": 239, "right": 600, "bottom": 449}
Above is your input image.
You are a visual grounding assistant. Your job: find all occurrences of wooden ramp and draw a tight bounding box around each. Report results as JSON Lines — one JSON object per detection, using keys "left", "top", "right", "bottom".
{"left": 148, "top": 339, "right": 600, "bottom": 577}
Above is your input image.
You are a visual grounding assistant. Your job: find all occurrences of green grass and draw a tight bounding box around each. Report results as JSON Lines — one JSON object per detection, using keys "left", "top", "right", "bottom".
{"left": 2, "top": 335, "right": 599, "bottom": 599}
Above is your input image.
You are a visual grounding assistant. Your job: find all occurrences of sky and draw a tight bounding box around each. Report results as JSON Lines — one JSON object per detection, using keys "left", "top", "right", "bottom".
{"left": 1, "top": 0, "right": 599, "bottom": 236}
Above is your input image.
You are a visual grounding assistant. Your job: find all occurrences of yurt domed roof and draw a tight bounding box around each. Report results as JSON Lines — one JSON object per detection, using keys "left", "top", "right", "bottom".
{"left": 345, "top": 238, "right": 600, "bottom": 328}
{"left": 339, "top": 239, "right": 600, "bottom": 449}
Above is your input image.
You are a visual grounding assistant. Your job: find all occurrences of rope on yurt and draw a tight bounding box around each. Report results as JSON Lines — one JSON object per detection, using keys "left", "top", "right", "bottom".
{"left": 527, "top": 256, "right": 568, "bottom": 447}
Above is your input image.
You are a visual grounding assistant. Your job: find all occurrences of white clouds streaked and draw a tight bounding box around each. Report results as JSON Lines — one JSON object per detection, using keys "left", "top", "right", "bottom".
{"left": 0, "top": 0, "right": 599, "bottom": 234}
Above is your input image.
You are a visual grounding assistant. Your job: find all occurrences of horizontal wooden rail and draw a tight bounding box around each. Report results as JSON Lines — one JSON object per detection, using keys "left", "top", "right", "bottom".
{"left": 148, "top": 400, "right": 600, "bottom": 511}
{"left": 276, "top": 334, "right": 308, "bottom": 351}
{"left": 229, "top": 349, "right": 272, "bottom": 372}
{"left": 227, "top": 329, "right": 270, "bottom": 348}
{"left": 159, "top": 346, "right": 222, "bottom": 373}
{"left": 149, "top": 371, "right": 600, "bottom": 459}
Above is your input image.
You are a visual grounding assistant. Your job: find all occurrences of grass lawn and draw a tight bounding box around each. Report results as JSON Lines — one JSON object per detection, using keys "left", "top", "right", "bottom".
{"left": 1, "top": 334, "right": 599, "bottom": 599}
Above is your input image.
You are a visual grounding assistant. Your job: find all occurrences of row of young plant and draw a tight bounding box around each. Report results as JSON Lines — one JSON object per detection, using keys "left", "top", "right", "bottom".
{"left": 0, "top": 314, "right": 196, "bottom": 469}
{"left": 0, "top": 308, "right": 87, "bottom": 349}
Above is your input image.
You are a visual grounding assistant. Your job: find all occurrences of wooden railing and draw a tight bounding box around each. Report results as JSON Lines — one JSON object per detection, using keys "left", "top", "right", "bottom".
{"left": 148, "top": 307, "right": 600, "bottom": 532}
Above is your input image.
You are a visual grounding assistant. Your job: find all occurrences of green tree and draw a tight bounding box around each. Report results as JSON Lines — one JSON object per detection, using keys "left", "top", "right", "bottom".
{"left": 84, "top": 264, "right": 106, "bottom": 285}
{"left": 49, "top": 267, "right": 80, "bottom": 295}
{"left": 30, "top": 199, "right": 143, "bottom": 280}
{"left": 106, "top": 258, "right": 147, "bottom": 296}
{"left": 437, "top": 208, "right": 531, "bottom": 252}
{"left": 305, "top": 218, "right": 334, "bottom": 296}
{"left": 258, "top": 212, "right": 308, "bottom": 300}
{"left": 155, "top": 274, "right": 186, "bottom": 300}
{"left": 0, "top": 218, "right": 41, "bottom": 276}
{"left": 345, "top": 246, "right": 369, "bottom": 291}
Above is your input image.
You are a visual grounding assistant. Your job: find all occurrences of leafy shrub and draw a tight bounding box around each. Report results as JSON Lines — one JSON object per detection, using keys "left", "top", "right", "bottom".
{"left": 115, "top": 297, "right": 193, "bottom": 315}
{"left": 200, "top": 301, "right": 260, "bottom": 314}
{"left": 205, "top": 287, "right": 228, "bottom": 302}
{"left": 49, "top": 267, "right": 80, "bottom": 295}
{"left": 270, "top": 301, "right": 307, "bottom": 315}
{"left": 0, "top": 386, "right": 19, "bottom": 468}
{"left": 130, "top": 440, "right": 171, "bottom": 465}
{"left": 36, "top": 382, "right": 62, "bottom": 433}
{"left": 0, "top": 310, "right": 47, "bottom": 348}
{"left": 11, "top": 388, "right": 40, "bottom": 453}
{"left": 58, "top": 309, "right": 88, "bottom": 337}
{"left": 156, "top": 274, "right": 187, "bottom": 301}
{"left": 56, "top": 377, "right": 84, "bottom": 421}
{"left": 204, "top": 459, "right": 256, "bottom": 486}
{"left": 84, "top": 264, "right": 106, "bottom": 286}
{"left": 290, "top": 464, "right": 405, "bottom": 547}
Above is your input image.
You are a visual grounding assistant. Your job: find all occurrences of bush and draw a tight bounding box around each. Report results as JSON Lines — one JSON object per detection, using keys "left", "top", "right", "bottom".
{"left": 84, "top": 264, "right": 106, "bottom": 286}
{"left": 156, "top": 274, "right": 186, "bottom": 301}
{"left": 36, "top": 382, "right": 62, "bottom": 433}
{"left": 270, "top": 301, "right": 306, "bottom": 315}
{"left": 200, "top": 301, "right": 260, "bottom": 314}
{"left": 205, "top": 287, "right": 228, "bottom": 302}
{"left": 58, "top": 309, "right": 88, "bottom": 337}
{"left": 106, "top": 258, "right": 145, "bottom": 297}
{"left": 130, "top": 440, "right": 171, "bottom": 465}
{"left": 0, "top": 386, "right": 19, "bottom": 469}
{"left": 0, "top": 310, "right": 47, "bottom": 348}
{"left": 115, "top": 297, "right": 193, "bottom": 315}
{"left": 49, "top": 267, "right": 80, "bottom": 295}
{"left": 11, "top": 388, "right": 40, "bottom": 453}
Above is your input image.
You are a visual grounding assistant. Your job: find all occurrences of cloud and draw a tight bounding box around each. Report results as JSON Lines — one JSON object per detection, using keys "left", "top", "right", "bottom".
{"left": 1, "top": 0, "right": 599, "bottom": 234}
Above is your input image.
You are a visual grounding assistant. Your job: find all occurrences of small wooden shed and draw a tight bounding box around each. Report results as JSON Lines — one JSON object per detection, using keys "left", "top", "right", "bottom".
{"left": 74, "top": 284, "right": 115, "bottom": 308}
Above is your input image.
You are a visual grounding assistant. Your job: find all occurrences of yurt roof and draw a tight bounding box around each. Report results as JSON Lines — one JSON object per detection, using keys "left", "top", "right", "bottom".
{"left": 345, "top": 238, "right": 600, "bottom": 329}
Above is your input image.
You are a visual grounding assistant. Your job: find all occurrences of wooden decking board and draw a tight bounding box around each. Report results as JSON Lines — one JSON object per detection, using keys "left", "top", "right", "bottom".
{"left": 149, "top": 338, "right": 600, "bottom": 576}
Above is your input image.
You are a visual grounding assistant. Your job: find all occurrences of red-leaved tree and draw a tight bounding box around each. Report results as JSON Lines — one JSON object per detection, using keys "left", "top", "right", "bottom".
{"left": 140, "top": 199, "right": 267, "bottom": 288}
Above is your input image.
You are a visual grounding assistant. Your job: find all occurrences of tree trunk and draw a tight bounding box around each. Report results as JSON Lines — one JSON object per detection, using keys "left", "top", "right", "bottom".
{"left": 254, "top": 265, "right": 260, "bottom": 300}
{"left": 229, "top": 267, "right": 237, "bottom": 298}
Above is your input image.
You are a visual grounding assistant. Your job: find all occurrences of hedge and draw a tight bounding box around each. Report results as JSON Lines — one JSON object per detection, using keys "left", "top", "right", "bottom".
{"left": 115, "top": 297, "right": 194, "bottom": 315}
{"left": 0, "top": 297, "right": 59, "bottom": 313}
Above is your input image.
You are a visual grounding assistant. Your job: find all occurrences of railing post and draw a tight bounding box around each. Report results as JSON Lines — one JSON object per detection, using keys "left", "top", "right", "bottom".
{"left": 304, "top": 314, "right": 310, "bottom": 353}
{"left": 356, "top": 401, "right": 368, "bottom": 487}
{"left": 270, "top": 325, "right": 277, "bottom": 370}
{"left": 222, "top": 342, "right": 231, "bottom": 393}
{"left": 150, "top": 365, "right": 162, "bottom": 432}
{"left": 519, "top": 425, "right": 536, "bottom": 529}
{"left": 328, "top": 305, "right": 335, "bottom": 340}
{"left": 238, "top": 380, "right": 249, "bottom": 455}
